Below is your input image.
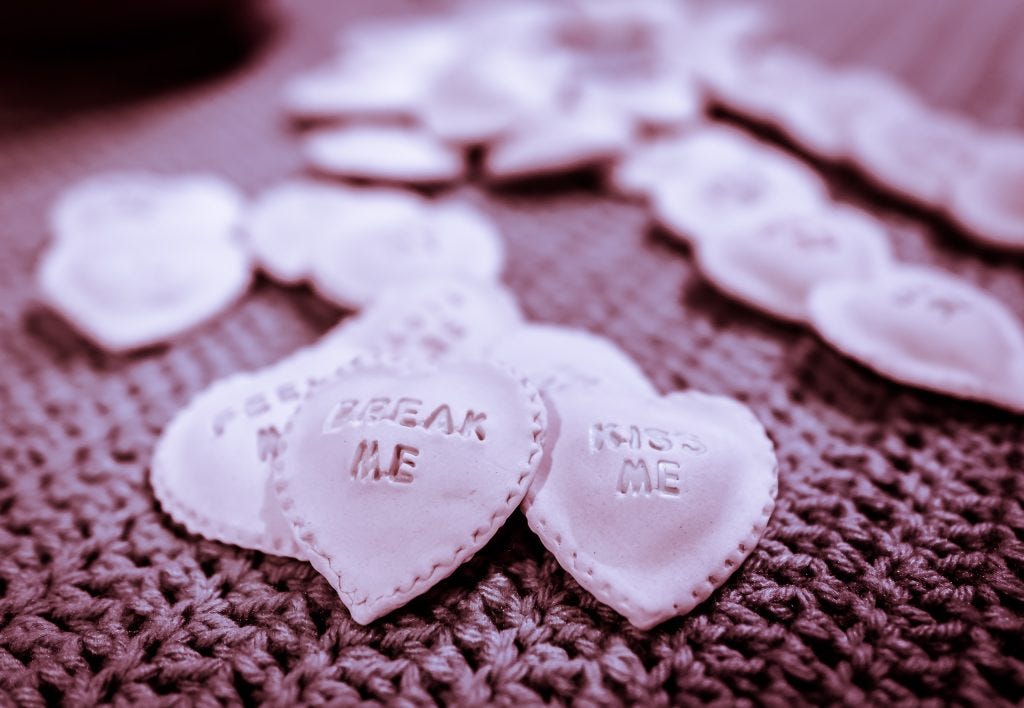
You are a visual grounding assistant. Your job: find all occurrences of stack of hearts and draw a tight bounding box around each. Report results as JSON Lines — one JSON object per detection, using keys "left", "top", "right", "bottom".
{"left": 151, "top": 278, "right": 779, "bottom": 629}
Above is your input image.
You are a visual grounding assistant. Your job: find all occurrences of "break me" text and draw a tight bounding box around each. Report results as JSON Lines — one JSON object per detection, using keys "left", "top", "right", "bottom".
{"left": 323, "top": 397, "right": 488, "bottom": 441}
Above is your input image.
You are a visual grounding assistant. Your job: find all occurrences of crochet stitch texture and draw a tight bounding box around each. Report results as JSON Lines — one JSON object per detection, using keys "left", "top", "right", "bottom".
{"left": 1, "top": 0, "right": 1023, "bottom": 704}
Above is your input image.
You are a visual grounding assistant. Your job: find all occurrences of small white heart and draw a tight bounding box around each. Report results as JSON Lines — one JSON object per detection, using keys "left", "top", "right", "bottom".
{"left": 242, "top": 180, "right": 355, "bottom": 286}
{"left": 273, "top": 359, "right": 546, "bottom": 624}
{"left": 950, "top": 136, "right": 1024, "bottom": 252}
{"left": 651, "top": 129, "right": 827, "bottom": 245}
{"left": 38, "top": 237, "right": 251, "bottom": 352}
{"left": 850, "top": 104, "right": 980, "bottom": 207}
{"left": 696, "top": 204, "right": 892, "bottom": 322}
{"left": 308, "top": 197, "right": 504, "bottom": 310}
{"left": 523, "top": 387, "right": 777, "bottom": 629}
{"left": 809, "top": 266, "right": 1024, "bottom": 411}
{"left": 304, "top": 125, "right": 466, "bottom": 185}
{"left": 40, "top": 172, "right": 250, "bottom": 352}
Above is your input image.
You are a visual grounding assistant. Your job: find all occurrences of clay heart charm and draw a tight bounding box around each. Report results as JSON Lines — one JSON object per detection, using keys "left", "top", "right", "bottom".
{"left": 950, "top": 136, "right": 1024, "bottom": 252}
{"left": 39, "top": 171, "right": 250, "bottom": 352}
{"left": 850, "top": 103, "right": 980, "bottom": 207}
{"left": 273, "top": 359, "right": 546, "bottom": 624}
{"left": 483, "top": 99, "right": 633, "bottom": 182}
{"left": 696, "top": 204, "right": 892, "bottom": 323}
{"left": 522, "top": 387, "right": 777, "bottom": 629}
{"left": 809, "top": 266, "right": 1024, "bottom": 411}
{"left": 50, "top": 171, "right": 244, "bottom": 246}
{"left": 309, "top": 197, "right": 505, "bottom": 310}
{"left": 150, "top": 345, "right": 359, "bottom": 559}
{"left": 243, "top": 180, "right": 355, "bottom": 285}
{"left": 151, "top": 279, "right": 522, "bottom": 558}
{"left": 38, "top": 235, "right": 251, "bottom": 352}
{"left": 304, "top": 124, "right": 466, "bottom": 185}
{"left": 651, "top": 131, "right": 827, "bottom": 246}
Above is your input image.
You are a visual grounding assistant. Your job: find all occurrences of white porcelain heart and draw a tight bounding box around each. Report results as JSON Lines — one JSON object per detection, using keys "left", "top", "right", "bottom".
{"left": 522, "top": 387, "right": 777, "bottom": 629}
{"left": 850, "top": 103, "right": 980, "bottom": 207}
{"left": 38, "top": 236, "right": 251, "bottom": 352}
{"left": 308, "top": 197, "right": 505, "bottom": 310}
{"left": 243, "top": 180, "right": 355, "bottom": 285}
{"left": 651, "top": 131, "right": 827, "bottom": 245}
{"left": 950, "top": 136, "right": 1024, "bottom": 252}
{"left": 304, "top": 125, "right": 465, "bottom": 185}
{"left": 696, "top": 204, "right": 892, "bottom": 322}
{"left": 809, "top": 266, "right": 1024, "bottom": 411}
{"left": 483, "top": 100, "right": 633, "bottom": 182}
{"left": 39, "top": 171, "right": 251, "bottom": 352}
{"left": 50, "top": 171, "right": 244, "bottom": 246}
{"left": 273, "top": 359, "right": 546, "bottom": 624}
{"left": 150, "top": 349, "right": 356, "bottom": 560}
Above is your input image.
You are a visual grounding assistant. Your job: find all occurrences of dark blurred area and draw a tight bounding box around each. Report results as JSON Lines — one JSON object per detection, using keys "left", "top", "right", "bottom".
{"left": 0, "top": 0, "right": 273, "bottom": 124}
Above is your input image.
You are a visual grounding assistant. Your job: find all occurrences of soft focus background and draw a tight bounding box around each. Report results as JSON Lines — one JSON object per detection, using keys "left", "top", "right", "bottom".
{"left": 1, "top": 0, "right": 1023, "bottom": 704}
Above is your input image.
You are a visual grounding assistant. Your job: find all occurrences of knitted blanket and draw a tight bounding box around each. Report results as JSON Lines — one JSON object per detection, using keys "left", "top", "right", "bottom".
{"left": 1, "top": 0, "right": 1022, "bottom": 704}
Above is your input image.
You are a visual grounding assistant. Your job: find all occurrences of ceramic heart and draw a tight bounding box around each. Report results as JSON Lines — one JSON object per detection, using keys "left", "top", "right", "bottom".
{"left": 38, "top": 236, "right": 251, "bottom": 352}
{"left": 522, "top": 388, "right": 777, "bottom": 629}
{"left": 50, "top": 171, "right": 244, "bottom": 246}
{"left": 273, "top": 359, "right": 546, "bottom": 624}
{"left": 696, "top": 204, "right": 892, "bottom": 323}
{"left": 809, "top": 265, "right": 1024, "bottom": 411}
{"left": 308, "top": 197, "right": 505, "bottom": 310}
{"left": 151, "top": 341, "right": 362, "bottom": 559}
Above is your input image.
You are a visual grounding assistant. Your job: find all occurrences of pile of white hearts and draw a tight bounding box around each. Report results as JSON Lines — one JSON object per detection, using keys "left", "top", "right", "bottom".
{"left": 284, "top": 1, "right": 765, "bottom": 184}
{"left": 702, "top": 46, "right": 1024, "bottom": 251}
{"left": 150, "top": 277, "right": 779, "bottom": 629}
{"left": 37, "top": 173, "right": 502, "bottom": 351}
{"left": 282, "top": 0, "right": 1022, "bottom": 257}
{"left": 615, "top": 123, "right": 1024, "bottom": 413}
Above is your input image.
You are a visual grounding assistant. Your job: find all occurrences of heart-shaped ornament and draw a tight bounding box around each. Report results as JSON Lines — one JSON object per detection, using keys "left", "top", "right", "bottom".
{"left": 771, "top": 67, "right": 913, "bottom": 163}
{"left": 949, "top": 137, "right": 1024, "bottom": 252}
{"left": 304, "top": 125, "right": 466, "bottom": 185}
{"left": 609, "top": 126, "right": 753, "bottom": 200}
{"left": 243, "top": 180, "right": 355, "bottom": 285}
{"left": 809, "top": 266, "right": 1024, "bottom": 411}
{"left": 151, "top": 279, "right": 522, "bottom": 557}
{"left": 38, "top": 235, "right": 251, "bottom": 352}
{"left": 850, "top": 103, "right": 980, "bottom": 207}
{"left": 652, "top": 134, "right": 827, "bottom": 246}
{"left": 151, "top": 344, "right": 360, "bottom": 559}
{"left": 309, "top": 198, "right": 504, "bottom": 310}
{"left": 696, "top": 204, "right": 892, "bottom": 323}
{"left": 483, "top": 99, "right": 633, "bottom": 182}
{"left": 522, "top": 387, "right": 777, "bottom": 629}
{"left": 273, "top": 359, "right": 546, "bottom": 624}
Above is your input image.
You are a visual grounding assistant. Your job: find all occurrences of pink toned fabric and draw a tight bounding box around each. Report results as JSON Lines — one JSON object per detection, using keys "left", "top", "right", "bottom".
{"left": 1, "top": 0, "right": 1023, "bottom": 704}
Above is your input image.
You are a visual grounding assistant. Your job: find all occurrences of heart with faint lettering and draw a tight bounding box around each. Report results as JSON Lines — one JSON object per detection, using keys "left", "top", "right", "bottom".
{"left": 809, "top": 265, "right": 1024, "bottom": 411}
{"left": 272, "top": 359, "right": 546, "bottom": 624}
{"left": 522, "top": 387, "right": 777, "bottom": 629}
{"left": 696, "top": 205, "right": 892, "bottom": 323}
